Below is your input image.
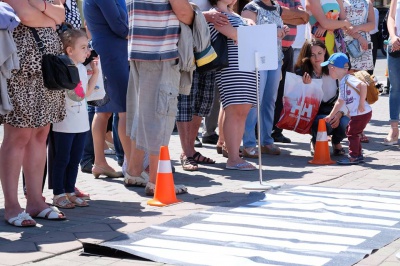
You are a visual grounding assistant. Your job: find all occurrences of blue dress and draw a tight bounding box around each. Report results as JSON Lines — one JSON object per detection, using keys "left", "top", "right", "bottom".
{"left": 83, "top": 0, "right": 129, "bottom": 113}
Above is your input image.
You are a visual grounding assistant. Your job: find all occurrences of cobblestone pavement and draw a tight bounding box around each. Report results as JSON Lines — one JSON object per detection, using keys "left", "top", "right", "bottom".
{"left": 0, "top": 55, "right": 399, "bottom": 266}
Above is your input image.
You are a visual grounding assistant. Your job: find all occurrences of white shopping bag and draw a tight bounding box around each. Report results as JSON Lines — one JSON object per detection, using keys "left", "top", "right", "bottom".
{"left": 85, "top": 58, "right": 105, "bottom": 102}
{"left": 276, "top": 72, "right": 324, "bottom": 134}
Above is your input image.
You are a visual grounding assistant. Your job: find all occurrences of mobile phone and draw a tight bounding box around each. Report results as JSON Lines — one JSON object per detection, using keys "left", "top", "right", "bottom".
{"left": 83, "top": 49, "right": 98, "bottom": 66}
{"left": 361, "top": 42, "right": 373, "bottom": 51}
{"left": 311, "top": 26, "right": 327, "bottom": 37}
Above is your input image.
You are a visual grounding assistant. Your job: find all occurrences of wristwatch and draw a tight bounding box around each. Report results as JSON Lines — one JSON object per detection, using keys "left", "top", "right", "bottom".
{"left": 338, "top": 111, "right": 345, "bottom": 116}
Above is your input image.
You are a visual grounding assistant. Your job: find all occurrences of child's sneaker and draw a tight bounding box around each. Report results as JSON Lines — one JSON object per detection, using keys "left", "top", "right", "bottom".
{"left": 337, "top": 156, "right": 362, "bottom": 165}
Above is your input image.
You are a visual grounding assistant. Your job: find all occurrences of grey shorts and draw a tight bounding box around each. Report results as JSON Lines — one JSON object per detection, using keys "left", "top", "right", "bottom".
{"left": 126, "top": 60, "right": 180, "bottom": 155}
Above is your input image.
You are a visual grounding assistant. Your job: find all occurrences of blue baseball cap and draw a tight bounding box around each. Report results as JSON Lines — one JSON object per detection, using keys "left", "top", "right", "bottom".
{"left": 321, "top": 53, "right": 349, "bottom": 69}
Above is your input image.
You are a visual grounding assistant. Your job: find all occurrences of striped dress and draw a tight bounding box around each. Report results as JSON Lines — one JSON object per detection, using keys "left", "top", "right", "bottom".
{"left": 209, "top": 11, "right": 258, "bottom": 108}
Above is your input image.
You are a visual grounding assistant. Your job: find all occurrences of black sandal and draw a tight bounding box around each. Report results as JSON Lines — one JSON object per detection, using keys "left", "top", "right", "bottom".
{"left": 192, "top": 152, "right": 215, "bottom": 164}
{"left": 332, "top": 143, "right": 345, "bottom": 156}
{"left": 180, "top": 155, "right": 198, "bottom": 171}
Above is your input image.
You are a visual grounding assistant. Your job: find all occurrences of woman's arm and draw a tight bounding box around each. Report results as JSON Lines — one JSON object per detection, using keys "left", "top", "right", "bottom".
{"left": 350, "top": 1, "right": 375, "bottom": 33}
{"left": 29, "top": 0, "right": 65, "bottom": 25}
{"left": 4, "top": 0, "right": 63, "bottom": 28}
{"left": 306, "top": 0, "right": 350, "bottom": 30}
{"left": 388, "top": 0, "right": 398, "bottom": 41}
{"left": 97, "top": 1, "right": 128, "bottom": 38}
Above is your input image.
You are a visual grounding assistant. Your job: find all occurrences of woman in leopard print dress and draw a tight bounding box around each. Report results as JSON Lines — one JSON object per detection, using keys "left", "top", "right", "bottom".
{"left": 0, "top": 0, "right": 67, "bottom": 226}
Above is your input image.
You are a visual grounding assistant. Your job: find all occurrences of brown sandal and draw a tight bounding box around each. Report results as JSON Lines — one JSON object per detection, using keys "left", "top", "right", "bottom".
{"left": 53, "top": 194, "right": 75, "bottom": 209}
{"left": 180, "top": 155, "right": 198, "bottom": 171}
{"left": 192, "top": 152, "right": 215, "bottom": 164}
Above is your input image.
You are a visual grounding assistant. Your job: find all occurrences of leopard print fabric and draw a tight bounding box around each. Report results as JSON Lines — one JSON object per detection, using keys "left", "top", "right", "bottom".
{"left": 0, "top": 3, "right": 66, "bottom": 128}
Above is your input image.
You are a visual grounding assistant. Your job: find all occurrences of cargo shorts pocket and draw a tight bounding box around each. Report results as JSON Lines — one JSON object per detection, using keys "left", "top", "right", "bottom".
{"left": 157, "top": 86, "right": 178, "bottom": 117}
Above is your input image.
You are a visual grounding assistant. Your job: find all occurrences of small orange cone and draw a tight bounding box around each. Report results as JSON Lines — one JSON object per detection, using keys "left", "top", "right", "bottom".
{"left": 147, "top": 146, "right": 182, "bottom": 207}
{"left": 309, "top": 119, "right": 335, "bottom": 165}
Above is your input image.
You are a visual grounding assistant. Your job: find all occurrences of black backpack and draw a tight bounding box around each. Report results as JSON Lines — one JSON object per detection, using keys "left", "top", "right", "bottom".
{"left": 381, "top": 9, "right": 390, "bottom": 41}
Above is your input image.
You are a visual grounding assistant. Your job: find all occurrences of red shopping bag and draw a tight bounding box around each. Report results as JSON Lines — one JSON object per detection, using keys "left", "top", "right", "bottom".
{"left": 276, "top": 72, "right": 324, "bottom": 134}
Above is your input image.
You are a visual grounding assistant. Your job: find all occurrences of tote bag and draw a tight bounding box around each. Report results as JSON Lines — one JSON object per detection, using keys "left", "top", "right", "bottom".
{"left": 276, "top": 72, "right": 324, "bottom": 134}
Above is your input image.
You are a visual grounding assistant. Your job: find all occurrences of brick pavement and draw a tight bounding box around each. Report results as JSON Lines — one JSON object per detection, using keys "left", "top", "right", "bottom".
{"left": 0, "top": 55, "right": 399, "bottom": 265}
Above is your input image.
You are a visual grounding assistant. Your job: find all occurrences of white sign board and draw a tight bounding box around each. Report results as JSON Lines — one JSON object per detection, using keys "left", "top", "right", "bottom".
{"left": 238, "top": 24, "right": 278, "bottom": 71}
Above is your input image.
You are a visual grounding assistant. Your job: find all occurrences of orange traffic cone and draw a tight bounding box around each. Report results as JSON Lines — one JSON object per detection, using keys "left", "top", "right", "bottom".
{"left": 309, "top": 119, "right": 335, "bottom": 165}
{"left": 147, "top": 146, "right": 183, "bottom": 207}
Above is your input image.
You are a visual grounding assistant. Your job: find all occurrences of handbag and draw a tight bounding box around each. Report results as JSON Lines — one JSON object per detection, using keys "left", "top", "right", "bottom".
{"left": 345, "top": 38, "right": 364, "bottom": 58}
{"left": 196, "top": 33, "right": 229, "bottom": 72}
{"left": 30, "top": 28, "right": 80, "bottom": 90}
{"left": 387, "top": 43, "right": 400, "bottom": 58}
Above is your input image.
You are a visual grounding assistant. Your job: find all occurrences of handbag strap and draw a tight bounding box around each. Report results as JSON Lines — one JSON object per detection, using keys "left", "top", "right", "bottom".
{"left": 29, "top": 27, "right": 46, "bottom": 54}
{"left": 345, "top": 77, "right": 361, "bottom": 96}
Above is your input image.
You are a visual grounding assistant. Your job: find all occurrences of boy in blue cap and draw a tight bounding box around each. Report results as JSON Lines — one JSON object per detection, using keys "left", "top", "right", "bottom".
{"left": 322, "top": 53, "right": 372, "bottom": 165}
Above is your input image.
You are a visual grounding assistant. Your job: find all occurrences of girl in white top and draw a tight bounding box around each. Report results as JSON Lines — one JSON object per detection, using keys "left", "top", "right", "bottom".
{"left": 51, "top": 28, "right": 99, "bottom": 209}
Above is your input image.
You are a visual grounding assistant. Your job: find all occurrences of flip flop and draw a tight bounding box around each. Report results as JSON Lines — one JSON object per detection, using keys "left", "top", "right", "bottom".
{"left": 226, "top": 161, "right": 256, "bottom": 171}
{"left": 33, "top": 206, "right": 66, "bottom": 220}
{"left": 7, "top": 211, "right": 36, "bottom": 227}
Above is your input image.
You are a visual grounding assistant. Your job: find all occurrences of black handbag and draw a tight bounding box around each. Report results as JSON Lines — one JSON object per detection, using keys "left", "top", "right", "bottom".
{"left": 30, "top": 28, "right": 80, "bottom": 90}
{"left": 196, "top": 33, "right": 229, "bottom": 73}
{"left": 387, "top": 44, "right": 400, "bottom": 58}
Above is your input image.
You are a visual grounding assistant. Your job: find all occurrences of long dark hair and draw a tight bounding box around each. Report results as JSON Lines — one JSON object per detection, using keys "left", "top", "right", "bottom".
{"left": 294, "top": 38, "right": 329, "bottom": 77}
{"left": 209, "top": 0, "right": 218, "bottom": 6}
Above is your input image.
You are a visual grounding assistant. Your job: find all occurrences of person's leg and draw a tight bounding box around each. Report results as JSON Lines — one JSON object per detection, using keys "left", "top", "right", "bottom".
{"left": 52, "top": 132, "right": 74, "bottom": 196}
{"left": 0, "top": 125, "right": 35, "bottom": 225}
{"left": 92, "top": 112, "right": 118, "bottom": 174}
{"left": 331, "top": 115, "right": 350, "bottom": 147}
{"left": 202, "top": 84, "right": 220, "bottom": 141}
{"left": 65, "top": 132, "right": 87, "bottom": 194}
{"left": 117, "top": 112, "right": 130, "bottom": 167}
{"left": 112, "top": 113, "right": 124, "bottom": 165}
{"left": 387, "top": 54, "right": 400, "bottom": 140}
{"left": 80, "top": 105, "right": 95, "bottom": 173}
{"left": 272, "top": 48, "right": 293, "bottom": 143}
{"left": 224, "top": 104, "right": 253, "bottom": 168}
{"left": 24, "top": 125, "right": 64, "bottom": 218}
{"left": 346, "top": 112, "right": 372, "bottom": 158}
{"left": 242, "top": 68, "right": 269, "bottom": 153}
{"left": 260, "top": 64, "right": 283, "bottom": 147}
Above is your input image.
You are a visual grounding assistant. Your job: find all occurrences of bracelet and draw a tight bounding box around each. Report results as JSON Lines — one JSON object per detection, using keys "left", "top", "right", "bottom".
{"left": 42, "top": 0, "right": 47, "bottom": 13}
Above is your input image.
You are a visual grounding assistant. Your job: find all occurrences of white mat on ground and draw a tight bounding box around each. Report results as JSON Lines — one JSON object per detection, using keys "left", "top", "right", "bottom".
{"left": 88, "top": 186, "right": 400, "bottom": 266}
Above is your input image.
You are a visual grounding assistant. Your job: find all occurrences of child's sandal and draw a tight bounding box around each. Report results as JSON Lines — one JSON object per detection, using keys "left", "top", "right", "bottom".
{"left": 67, "top": 192, "right": 89, "bottom": 207}
{"left": 53, "top": 193, "right": 75, "bottom": 209}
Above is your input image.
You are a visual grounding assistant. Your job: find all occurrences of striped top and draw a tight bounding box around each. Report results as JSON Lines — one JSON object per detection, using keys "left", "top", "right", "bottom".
{"left": 277, "top": 0, "right": 303, "bottom": 48}
{"left": 127, "top": 0, "right": 180, "bottom": 61}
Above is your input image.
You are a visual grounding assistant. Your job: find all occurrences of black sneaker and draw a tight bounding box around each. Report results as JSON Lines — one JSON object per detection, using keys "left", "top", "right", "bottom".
{"left": 202, "top": 134, "right": 219, "bottom": 145}
{"left": 194, "top": 136, "right": 203, "bottom": 148}
{"left": 273, "top": 134, "right": 291, "bottom": 143}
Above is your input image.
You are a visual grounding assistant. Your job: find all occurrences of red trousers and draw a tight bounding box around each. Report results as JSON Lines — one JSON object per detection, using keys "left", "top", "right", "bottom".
{"left": 346, "top": 111, "right": 372, "bottom": 158}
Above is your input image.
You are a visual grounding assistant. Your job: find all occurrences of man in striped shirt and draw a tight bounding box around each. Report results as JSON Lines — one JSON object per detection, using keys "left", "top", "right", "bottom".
{"left": 125, "top": 0, "right": 194, "bottom": 195}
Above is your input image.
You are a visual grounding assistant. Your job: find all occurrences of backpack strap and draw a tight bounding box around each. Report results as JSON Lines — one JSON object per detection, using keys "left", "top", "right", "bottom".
{"left": 29, "top": 28, "right": 46, "bottom": 54}
{"left": 345, "top": 78, "right": 361, "bottom": 96}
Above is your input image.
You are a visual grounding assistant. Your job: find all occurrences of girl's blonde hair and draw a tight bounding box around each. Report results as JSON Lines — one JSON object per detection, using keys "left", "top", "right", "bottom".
{"left": 59, "top": 25, "right": 88, "bottom": 54}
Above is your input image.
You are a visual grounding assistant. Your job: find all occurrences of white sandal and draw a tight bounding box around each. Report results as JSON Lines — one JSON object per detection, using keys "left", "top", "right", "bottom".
{"left": 67, "top": 192, "right": 89, "bottom": 207}
{"left": 7, "top": 211, "right": 36, "bottom": 227}
{"left": 145, "top": 182, "right": 187, "bottom": 196}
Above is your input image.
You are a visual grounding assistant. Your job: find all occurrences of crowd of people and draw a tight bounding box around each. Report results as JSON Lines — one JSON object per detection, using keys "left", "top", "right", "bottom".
{"left": 0, "top": 0, "right": 398, "bottom": 227}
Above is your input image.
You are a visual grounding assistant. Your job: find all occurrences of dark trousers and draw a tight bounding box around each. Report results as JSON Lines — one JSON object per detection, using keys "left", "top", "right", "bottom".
{"left": 347, "top": 111, "right": 372, "bottom": 158}
{"left": 52, "top": 131, "right": 88, "bottom": 195}
{"left": 369, "top": 33, "right": 379, "bottom": 75}
{"left": 272, "top": 47, "right": 294, "bottom": 136}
